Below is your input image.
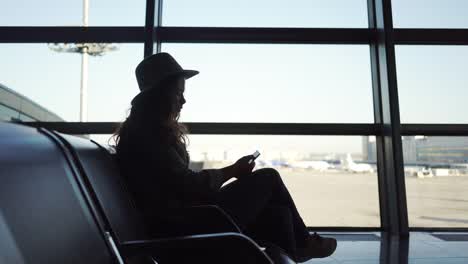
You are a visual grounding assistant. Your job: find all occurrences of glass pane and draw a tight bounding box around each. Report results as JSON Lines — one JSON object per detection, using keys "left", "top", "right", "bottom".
{"left": 0, "top": 44, "right": 143, "bottom": 122}
{"left": 393, "top": 0, "right": 468, "bottom": 28}
{"left": 163, "top": 0, "right": 368, "bottom": 28}
{"left": 188, "top": 135, "right": 379, "bottom": 227}
{"left": 162, "top": 44, "right": 374, "bottom": 123}
{"left": 396, "top": 46, "right": 468, "bottom": 123}
{"left": 399, "top": 136, "right": 468, "bottom": 227}
{"left": 0, "top": 44, "right": 80, "bottom": 121}
{"left": 87, "top": 44, "right": 143, "bottom": 122}
{"left": 1, "top": 0, "right": 145, "bottom": 26}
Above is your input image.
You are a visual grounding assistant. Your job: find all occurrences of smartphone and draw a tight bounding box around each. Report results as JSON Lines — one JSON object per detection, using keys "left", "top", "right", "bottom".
{"left": 248, "top": 150, "right": 261, "bottom": 164}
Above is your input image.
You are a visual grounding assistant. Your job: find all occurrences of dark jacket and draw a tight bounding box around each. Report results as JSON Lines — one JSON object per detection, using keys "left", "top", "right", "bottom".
{"left": 116, "top": 131, "right": 223, "bottom": 233}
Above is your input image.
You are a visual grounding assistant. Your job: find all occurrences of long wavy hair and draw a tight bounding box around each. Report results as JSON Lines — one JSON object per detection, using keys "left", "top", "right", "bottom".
{"left": 112, "top": 76, "right": 188, "bottom": 153}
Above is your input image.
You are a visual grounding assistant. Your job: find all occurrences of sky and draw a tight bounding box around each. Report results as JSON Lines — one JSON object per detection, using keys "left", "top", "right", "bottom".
{"left": 1, "top": 0, "right": 468, "bottom": 157}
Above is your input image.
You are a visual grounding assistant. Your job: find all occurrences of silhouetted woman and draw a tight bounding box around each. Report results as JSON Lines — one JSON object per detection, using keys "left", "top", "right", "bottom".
{"left": 114, "top": 53, "right": 336, "bottom": 262}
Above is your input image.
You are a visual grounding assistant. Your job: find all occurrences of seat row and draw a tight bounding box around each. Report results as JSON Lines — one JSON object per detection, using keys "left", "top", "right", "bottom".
{"left": 0, "top": 122, "right": 294, "bottom": 264}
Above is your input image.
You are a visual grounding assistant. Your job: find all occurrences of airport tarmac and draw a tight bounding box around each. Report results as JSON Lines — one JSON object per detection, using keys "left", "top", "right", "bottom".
{"left": 276, "top": 168, "right": 468, "bottom": 228}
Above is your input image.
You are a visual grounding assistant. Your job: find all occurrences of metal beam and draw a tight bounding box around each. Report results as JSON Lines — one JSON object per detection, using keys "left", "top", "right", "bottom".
{"left": 154, "top": 0, "right": 164, "bottom": 53}
{"left": 368, "top": 0, "right": 392, "bottom": 236}
{"left": 4, "top": 27, "right": 468, "bottom": 46}
{"left": 368, "top": 0, "right": 409, "bottom": 237}
{"left": 410, "top": 227, "right": 468, "bottom": 232}
{"left": 156, "top": 27, "right": 375, "bottom": 44}
{"left": 401, "top": 124, "right": 468, "bottom": 136}
{"left": 185, "top": 123, "right": 378, "bottom": 135}
{"left": 29, "top": 121, "right": 468, "bottom": 137}
{"left": 379, "top": 233, "right": 409, "bottom": 264}
{"left": 144, "top": 0, "right": 156, "bottom": 57}
{"left": 394, "top": 29, "right": 468, "bottom": 45}
{"left": 0, "top": 27, "right": 145, "bottom": 43}
{"left": 21, "top": 122, "right": 378, "bottom": 136}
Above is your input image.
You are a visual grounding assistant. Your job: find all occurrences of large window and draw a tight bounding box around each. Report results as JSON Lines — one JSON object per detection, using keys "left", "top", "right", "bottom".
{"left": 1, "top": 0, "right": 145, "bottom": 26}
{"left": 0, "top": 44, "right": 143, "bottom": 122}
{"left": 392, "top": 0, "right": 468, "bottom": 29}
{"left": 163, "top": 44, "right": 374, "bottom": 123}
{"left": 0, "top": 44, "right": 81, "bottom": 121}
{"left": 186, "top": 135, "right": 379, "bottom": 227}
{"left": 402, "top": 136, "right": 468, "bottom": 227}
{"left": 396, "top": 46, "right": 468, "bottom": 124}
{"left": 163, "top": 0, "right": 368, "bottom": 28}
{"left": 3, "top": 0, "right": 468, "bottom": 231}
{"left": 87, "top": 44, "right": 143, "bottom": 122}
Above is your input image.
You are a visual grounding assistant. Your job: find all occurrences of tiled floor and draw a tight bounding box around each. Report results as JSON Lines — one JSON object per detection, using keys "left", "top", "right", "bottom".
{"left": 302, "top": 232, "right": 468, "bottom": 264}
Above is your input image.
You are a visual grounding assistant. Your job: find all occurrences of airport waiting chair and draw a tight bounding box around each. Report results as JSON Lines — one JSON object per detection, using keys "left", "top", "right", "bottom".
{"left": 0, "top": 122, "right": 121, "bottom": 264}
{"left": 45, "top": 126, "right": 279, "bottom": 263}
{"left": 49, "top": 128, "right": 295, "bottom": 264}
{"left": 0, "top": 122, "right": 275, "bottom": 264}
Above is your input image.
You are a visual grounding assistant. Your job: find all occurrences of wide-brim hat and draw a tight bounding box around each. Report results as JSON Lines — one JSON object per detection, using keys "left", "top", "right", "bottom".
{"left": 131, "top": 52, "right": 198, "bottom": 105}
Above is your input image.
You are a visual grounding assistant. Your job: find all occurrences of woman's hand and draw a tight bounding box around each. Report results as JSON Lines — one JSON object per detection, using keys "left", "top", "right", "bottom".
{"left": 231, "top": 155, "right": 255, "bottom": 179}
{"left": 220, "top": 155, "right": 255, "bottom": 181}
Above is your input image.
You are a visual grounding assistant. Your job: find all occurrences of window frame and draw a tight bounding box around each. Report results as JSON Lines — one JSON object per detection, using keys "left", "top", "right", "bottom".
{"left": 2, "top": 0, "right": 468, "bottom": 234}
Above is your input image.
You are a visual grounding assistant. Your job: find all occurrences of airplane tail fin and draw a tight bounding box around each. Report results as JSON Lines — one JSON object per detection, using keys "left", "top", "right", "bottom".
{"left": 343, "top": 153, "right": 354, "bottom": 166}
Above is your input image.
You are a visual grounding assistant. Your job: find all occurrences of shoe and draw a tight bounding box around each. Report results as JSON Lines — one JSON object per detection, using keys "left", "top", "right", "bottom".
{"left": 295, "top": 232, "right": 337, "bottom": 262}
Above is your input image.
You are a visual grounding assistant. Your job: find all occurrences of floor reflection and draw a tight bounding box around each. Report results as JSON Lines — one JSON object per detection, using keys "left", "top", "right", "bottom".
{"left": 303, "top": 232, "right": 468, "bottom": 264}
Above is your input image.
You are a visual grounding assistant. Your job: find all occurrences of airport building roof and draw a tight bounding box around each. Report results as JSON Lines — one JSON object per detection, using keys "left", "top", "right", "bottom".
{"left": 0, "top": 83, "right": 64, "bottom": 122}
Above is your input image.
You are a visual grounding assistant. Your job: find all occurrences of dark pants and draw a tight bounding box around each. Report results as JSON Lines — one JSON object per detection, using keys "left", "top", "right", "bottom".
{"left": 215, "top": 168, "right": 309, "bottom": 257}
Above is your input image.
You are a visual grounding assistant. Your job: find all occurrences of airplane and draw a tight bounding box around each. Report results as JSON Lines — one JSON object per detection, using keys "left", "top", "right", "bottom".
{"left": 269, "top": 159, "right": 291, "bottom": 168}
{"left": 342, "top": 154, "right": 374, "bottom": 173}
{"left": 290, "top": 160, "right": 333, "bottom": 171}
{"left": 255, "top": 159, "right": 273, "bottom": 168}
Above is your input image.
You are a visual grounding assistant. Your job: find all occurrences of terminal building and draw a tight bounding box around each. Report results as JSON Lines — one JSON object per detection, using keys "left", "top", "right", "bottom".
{"left": 0, "top": 83, "right": 63, "bottom": 122}
{"left": 363, "top": 136, "right": 468, "bottom": 165}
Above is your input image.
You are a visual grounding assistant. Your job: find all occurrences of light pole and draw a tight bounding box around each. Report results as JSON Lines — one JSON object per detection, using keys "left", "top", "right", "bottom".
{"left": 48, "top": 0, "right": 117, "bottom": 122}
{"left": 81, "top": 0, "right": 89, "bottom": 122}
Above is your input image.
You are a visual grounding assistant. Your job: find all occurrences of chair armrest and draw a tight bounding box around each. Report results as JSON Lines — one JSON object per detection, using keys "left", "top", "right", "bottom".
{"left": 179, "top": 205, "right": 241, "bottom": 233}
{"left": 263, "top": 242, "right": 297, "bottom": 264}
{"left": 120, "top": 232, "right": 272, "bottom": 264}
